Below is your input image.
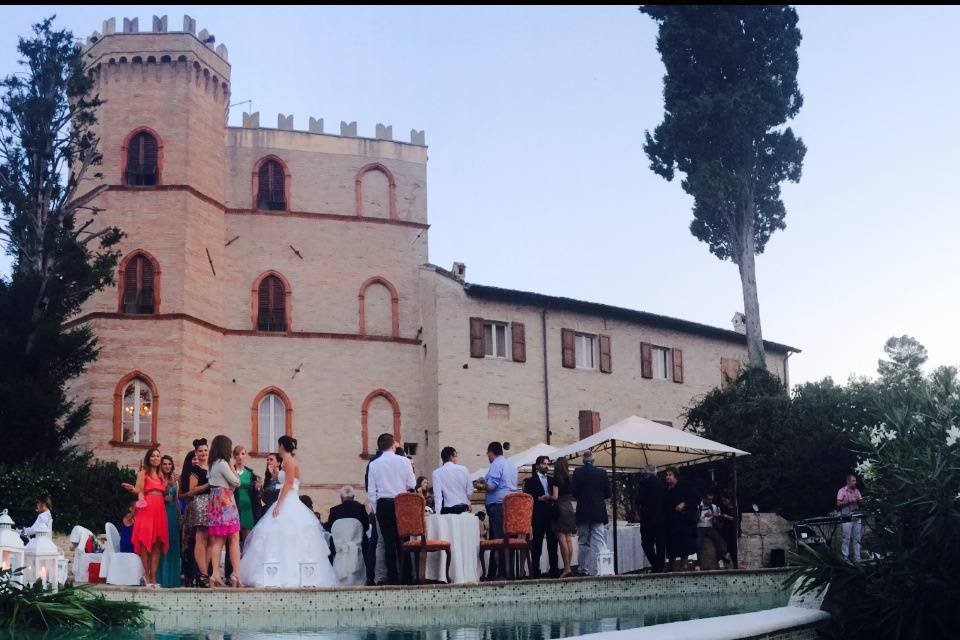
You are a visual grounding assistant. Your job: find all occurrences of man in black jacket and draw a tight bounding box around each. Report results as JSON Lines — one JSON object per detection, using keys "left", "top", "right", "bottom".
{"left": 571, "top": 450, "right": 611, "bottom": 576}
{"left": 636, "top": 464, "right": 666, "bottom": 572}
{"left": 523, "top": 455, "right": 559, "bottom": 578}
{"left": 325, "top": 485, "right": 370, "bottom": 566}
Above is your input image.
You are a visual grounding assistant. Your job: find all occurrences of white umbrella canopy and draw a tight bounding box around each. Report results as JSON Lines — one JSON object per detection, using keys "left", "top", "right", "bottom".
{"left": 470, "top": 442, "right": 558, "bottom": 481}
{"left": 551, "top": 415, "right": 749, "bottom": 470}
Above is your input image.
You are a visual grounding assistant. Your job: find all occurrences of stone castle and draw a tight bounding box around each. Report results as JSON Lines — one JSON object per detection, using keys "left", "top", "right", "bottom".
{"left": 71, "top": 16, "right": 798, "bottom": 509}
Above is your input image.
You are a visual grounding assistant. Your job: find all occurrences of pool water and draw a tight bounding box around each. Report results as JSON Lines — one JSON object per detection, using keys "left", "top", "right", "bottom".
{"left": 1, "top": 590, "right": 788, "bottom": 640}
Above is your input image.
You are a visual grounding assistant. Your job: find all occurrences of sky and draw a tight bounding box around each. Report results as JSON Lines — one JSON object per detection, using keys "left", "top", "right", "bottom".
{"left": 1, "top": 5, "right": 957, "bottom": 387}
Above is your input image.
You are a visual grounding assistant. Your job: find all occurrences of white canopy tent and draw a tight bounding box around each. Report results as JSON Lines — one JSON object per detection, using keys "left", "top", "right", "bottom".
{"left": 551, "top": 415, "right": 750, "bottom": 573}
{"left": 470, "top": 442, "right": 558, "bottom": 481}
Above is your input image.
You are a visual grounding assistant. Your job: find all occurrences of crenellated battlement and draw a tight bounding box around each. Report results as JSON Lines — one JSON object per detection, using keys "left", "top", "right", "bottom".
{"left": 84, "top": 15, "right": 228, "bottom": 63}
{"left": 238, "top": 112, "right": 427, "bottom": 147}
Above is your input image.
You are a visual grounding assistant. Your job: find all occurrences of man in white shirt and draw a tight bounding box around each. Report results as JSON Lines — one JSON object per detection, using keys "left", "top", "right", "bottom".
{"left": 367, "top": 432, "right": 416, "bottom": 585}
{"left": 432, "top": 446, "right": 474, "bottom": 515}
{"left": 696, "top": 491, "right": 732, "bottom": 566}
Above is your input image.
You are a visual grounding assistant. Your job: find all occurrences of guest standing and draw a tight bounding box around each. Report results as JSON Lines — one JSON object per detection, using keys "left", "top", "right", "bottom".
{"left": 431, "top": 446, "right": 473, "bottom": 514}
{"left": 231, "top": 445, "right": 260, "bottom": 541}
{"left": 131, "top": 448, "right": 169, "bottom": 587}
{"left": 364, "top": 446, "right": 386, "bottom": 585}
{"left": 157, "top": 455, "right": 182, "bottom": 588}
{"left": 551, "top": 458, "right": 577, "bottom": 578}
{"left": 523, "top": 455, "right": 559, "bottom": 578}
{"left": 22, "top": 496, "right": 53, "bottom": 537}
{"left": 477, "top": 441, "right": 518, "bottom": 580}
{"left": 837, "top": 473, "right": 864, "bottom": 561}
{"left": 571, "top": 450, "right": 610, "bottom": 576}
{"left": 182, "top": 438, "right": 211, "bottom": 587}
{"left": 636, "top": 464, "right": 666, "bottom": 573}
{"left": 717, "top": 495, "right": 740, "bottom": 568}
{"left": 663, "top": 466, "right": 698, "bottom": 572}
{"left": 367, "top": 433, "right": 416, "bottom": 585}
{"left": 696, "top": 491, "right": 732, "bottom": 566}
{"left": 261, "top": 453, "right": 282, "bottom": 509}
{"left": 177, "top": 449, "right": 196, "bottom": 585}
{"left": 206, "top": 434, "right": 243, "bottom": 587}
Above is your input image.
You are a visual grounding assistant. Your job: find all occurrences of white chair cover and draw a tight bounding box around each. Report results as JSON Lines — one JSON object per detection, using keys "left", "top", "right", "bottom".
{"left": 100, "top": 522, "right": 143, "bottom": 586}
{"left": 331, "top": 518, "right": 366, "bottom": 586}
{"left": 68, "top": 526, "right": 102, "bottom": 584}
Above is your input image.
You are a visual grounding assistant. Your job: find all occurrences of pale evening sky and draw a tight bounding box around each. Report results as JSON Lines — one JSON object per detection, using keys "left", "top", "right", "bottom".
{"left": 1, "top": 5, "right": 957, "bottom": 387}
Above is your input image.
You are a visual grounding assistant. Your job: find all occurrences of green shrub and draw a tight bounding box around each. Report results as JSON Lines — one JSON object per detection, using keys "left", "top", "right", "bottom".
{"left": 0, "top": 453, "right": 135, "bottom": 533}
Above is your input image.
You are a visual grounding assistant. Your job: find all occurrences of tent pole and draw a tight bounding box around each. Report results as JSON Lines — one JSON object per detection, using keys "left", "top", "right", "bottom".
{"left": 612, "top": 439, "right": 619, "bottom": 575}
{"left": 731, "top": 453, "right": 740, "bottom": 567}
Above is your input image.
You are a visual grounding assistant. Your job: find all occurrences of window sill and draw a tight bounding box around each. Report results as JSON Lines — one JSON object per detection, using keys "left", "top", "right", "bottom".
{"left": 109, "top": 440, "right": 159, "bottom": 449}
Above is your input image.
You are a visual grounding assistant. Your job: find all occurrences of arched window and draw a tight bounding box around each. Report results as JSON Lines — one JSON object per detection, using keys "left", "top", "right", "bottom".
{"left": 255, "top": 390, "right": 290, "bottom": 453}
{"left": 256, "top": 159, "right": 286, "bottom": 211}
{"left": 257, "top": 275, "right": 287, "bottom": 332}
{"left": 125, "top": 131, "right": 159, "bottom": 186}
{"left": 360, "top": 389, "right": 401, "bottom": 458}
{"left": 121, "top": 254, "right": 156, "bottom": 314}
{"left": 112, "top": 372, "right": 159, "bottom": 446}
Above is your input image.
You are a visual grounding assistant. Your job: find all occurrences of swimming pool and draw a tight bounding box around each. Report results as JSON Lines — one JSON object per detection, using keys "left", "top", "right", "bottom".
{"left": 0, "top": 589, "right": 788, "bottom": 640}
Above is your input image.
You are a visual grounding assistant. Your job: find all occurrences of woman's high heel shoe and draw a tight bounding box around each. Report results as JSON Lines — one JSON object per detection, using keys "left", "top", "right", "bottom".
{"left": 196, "top": 572, "right": 210, "bottom": 588}
{"left": 230, "top": 574, "right": 242, "bottom": 588}
{"left": 210, "top": 575, "right": 226, "bottom": 588}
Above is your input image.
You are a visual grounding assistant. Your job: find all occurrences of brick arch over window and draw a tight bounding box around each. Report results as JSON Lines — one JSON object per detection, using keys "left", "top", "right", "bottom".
{"left": 354, "top": 162, "right": 397, "bottom": 219}
{"left": 117, "top": 249, "right": 161, "bottom": 313}
{"left": 251, "top": 386, "right": 293, "bottom": 454}
{"left": 121, "top": 127, "right": 163, "bottom": 185}
{"left": 251, "top": 270, "right": 292, "bottom": 332}
{"left": 360, "top": 389, "right": 401, "bottom": 458}
{"left": 358, "top": 276, "right": 399, "bottom": 337}
{"left": 112, "top": 370, "right": 159, "bottom": 447}
{"left": 252, "top": 155, "right": 291, "bottom": 211}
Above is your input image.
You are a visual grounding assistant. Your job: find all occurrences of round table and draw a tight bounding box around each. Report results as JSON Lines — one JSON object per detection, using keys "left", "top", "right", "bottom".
{"left": 424, "top": 512, "right": 481, "bottom": 583}
{"left": 538, "top": 523, "right": 649, "bottom": 574}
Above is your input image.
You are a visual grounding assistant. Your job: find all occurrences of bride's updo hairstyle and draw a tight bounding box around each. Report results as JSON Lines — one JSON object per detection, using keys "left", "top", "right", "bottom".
{"left": 278, "top": 435, "right": 298, "bottom": 453}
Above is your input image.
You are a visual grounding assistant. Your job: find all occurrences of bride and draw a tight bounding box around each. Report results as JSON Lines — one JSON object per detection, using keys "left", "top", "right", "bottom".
{"left": 239, "top": 435, "right": 337, "bottom": 587}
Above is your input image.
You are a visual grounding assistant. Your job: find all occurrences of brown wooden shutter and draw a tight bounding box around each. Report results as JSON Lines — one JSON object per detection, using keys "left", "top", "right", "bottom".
{"left": 579, "top": 410, "right": 600, "bottom": 439}
{"left": 270, "top": 161, "right": 285, "bottom": 208}
{"left": 138, "top": 257, "right": 154, "bottom": 312}
{"left": 141, "top": 134, "right": 157, "bottom": 184}
{"left": 123, "top": 260, "right": 138, "bottom": 311}
{"left": 672, "top": 348, "right": 683, "bottom": 383}
{"left": 271, "top": 277, "right": 285, "bottom": 329}
{"left": 599, "top": 334, "right": 612, "bottom": 373}
{"left": 561, "top": 328, "right": 576, "bottom": 368}
{"left": 257, "top": 163, "right": 271, "bottom": 208}
{"left": 511, "top": 322, "right": 526, "bottom": 363}
{"left": 258, "top": 276, "right": 286, "bottom": 331}
{"left": 640, "top": 342, "right": 653, "bottom": 379}
{"left": 469, "top": 317, "right": 484, "bottom": 358}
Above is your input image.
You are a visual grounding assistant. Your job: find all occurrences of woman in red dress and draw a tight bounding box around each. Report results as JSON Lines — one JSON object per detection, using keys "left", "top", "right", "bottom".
{"left": 132, "top": 448, "right": 170, "bottom": 587}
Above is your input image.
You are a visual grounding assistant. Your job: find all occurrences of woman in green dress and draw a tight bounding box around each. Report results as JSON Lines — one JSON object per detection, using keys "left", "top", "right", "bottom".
{"left": 157, "top": 455, "right": 182, "bottom": 587}
{"left": 232, "top": 445, "right": 261, "bottom": 540}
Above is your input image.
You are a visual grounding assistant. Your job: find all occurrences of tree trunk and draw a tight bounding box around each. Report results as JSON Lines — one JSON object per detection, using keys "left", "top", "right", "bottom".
{"left": 737, "top": 218, "right": 766, "bottom": 370}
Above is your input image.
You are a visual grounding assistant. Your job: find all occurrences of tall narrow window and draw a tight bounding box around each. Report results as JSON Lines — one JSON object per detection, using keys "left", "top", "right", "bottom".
{"left": 121, "top": 378, "right": 153, "bottom": 444}
{"left": 122, "top": 255, "right": 155, "bottom": 314}
{"left": 257, "top": 159, "right": 286, "bottom": 210}
{"left": 125, "top": 131, "right": 158, "bottom": 186}
{"left": 575, "top": 333, "right": 596, "bottom": 369}
{"left": 257, "top": 275, "right": 286, "bottom": 331}
{"left": 651, "top": 346, "right": 672, "bottom": 379}
{"left": 257, "top": 393, "right": 285, "bottom": 453}
{"left": 483, "top": 322, "right": 508, "bottom": 358}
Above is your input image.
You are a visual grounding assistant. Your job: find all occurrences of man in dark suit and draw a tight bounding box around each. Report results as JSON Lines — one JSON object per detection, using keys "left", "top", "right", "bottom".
{"left": 325, "top": 485, "right": 370, "bottom": 533}
{"left": 635, "top": 464, "right": 666, "bottom": 573}
{"left": 571, "top": 450, "right": 610, "bottom": 576}
{"left": 523, "top": 455, "right": 559, "bottom": 578}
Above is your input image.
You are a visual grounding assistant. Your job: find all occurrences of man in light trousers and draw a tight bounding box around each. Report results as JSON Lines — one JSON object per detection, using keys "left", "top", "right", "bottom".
{"left": 571, "top": 450, "right": 611, "bottom": 576}
{"left": 837, "top": 473, "right": 863, "bottom": 561}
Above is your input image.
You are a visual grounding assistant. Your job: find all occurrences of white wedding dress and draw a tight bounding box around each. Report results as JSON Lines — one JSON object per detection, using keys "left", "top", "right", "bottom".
{"left": 239, "top": 477, "right": 337, "bottom": 587}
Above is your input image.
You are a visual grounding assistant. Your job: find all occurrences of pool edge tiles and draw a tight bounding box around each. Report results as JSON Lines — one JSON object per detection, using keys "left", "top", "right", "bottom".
{"left": 93, "top": 568, "right": 793, "bottom": 618}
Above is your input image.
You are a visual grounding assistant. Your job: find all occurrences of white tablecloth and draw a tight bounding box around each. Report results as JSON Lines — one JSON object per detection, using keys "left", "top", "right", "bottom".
{"left": 539, "top": 523, "right": 648, "bottom": 574}
{"left": 424, "top": 512, "right": 481, "bottom": 584}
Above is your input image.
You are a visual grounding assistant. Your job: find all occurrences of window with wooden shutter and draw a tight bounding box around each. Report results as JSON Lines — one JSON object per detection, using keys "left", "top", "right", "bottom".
{"left": 125, "top": 132, "right": 158, "bottom": 186}
{"left": 511, "top": 322, "right": 526, "bottom": 362}
{"left": 257, "top": 275, "right": 286, "bottom": 331}
{"left": 672, "top": 348, "right": 684, "bottom": 383}
{"left": 469, "top": 317, "right": 485, "bottom": 358}
{"left": 561, "top": 328, "right": 576, "bottom": 368}
{"left": 257, "top": 159, "right": 286, "bottom": 211}
{"left": 122, "top": 255, "right": 155, "bottom": 314}
{"left": 640, "top": 342, "right": 653, "bottom": 379}
{"left": 578, "top": 410, "right": 600, "bottom": 439}
{"left": 599, "top": 335, "right": 612, "bottom": 373}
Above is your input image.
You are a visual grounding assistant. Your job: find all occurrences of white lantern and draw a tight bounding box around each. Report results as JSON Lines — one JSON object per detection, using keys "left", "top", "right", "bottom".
{"left": 23, "top": 522, "right": 60, "bottom": 591}
{"left": 0, "top": 509, "right": 25, "bottom": 582}
{"left": 299, "top": 561, "right": 321, "bottom": 587}
{"left": 262, "top": 561, "right": 281, "bottom": 587}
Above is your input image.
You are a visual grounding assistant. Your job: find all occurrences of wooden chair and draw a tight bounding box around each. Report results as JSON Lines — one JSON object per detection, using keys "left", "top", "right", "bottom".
{"left": 395, "top": 492, "right": 451, "bottom": 584}
{"left": 504, "top": 492, "right": 534, "bottom": 578}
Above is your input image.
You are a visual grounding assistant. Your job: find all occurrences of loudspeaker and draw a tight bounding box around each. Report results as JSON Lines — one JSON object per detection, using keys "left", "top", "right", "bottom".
{"left": 769, "top": 548, "right": 786, "bottom": 568}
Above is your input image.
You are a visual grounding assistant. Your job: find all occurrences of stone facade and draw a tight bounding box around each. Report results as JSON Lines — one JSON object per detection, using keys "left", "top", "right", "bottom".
{"left": 70, "top": 18, "right": 797, "bottom": 513}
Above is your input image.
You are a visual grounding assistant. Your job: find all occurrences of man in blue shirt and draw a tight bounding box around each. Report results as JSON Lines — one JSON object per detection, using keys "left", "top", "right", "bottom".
{"left": 478, "top": 441, "right": 517, "bottom": 579}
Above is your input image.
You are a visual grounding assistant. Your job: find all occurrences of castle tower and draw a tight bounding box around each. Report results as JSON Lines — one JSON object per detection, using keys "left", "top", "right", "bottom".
{"left": 74, "top": 16, "right": 231, "bottom": 466}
